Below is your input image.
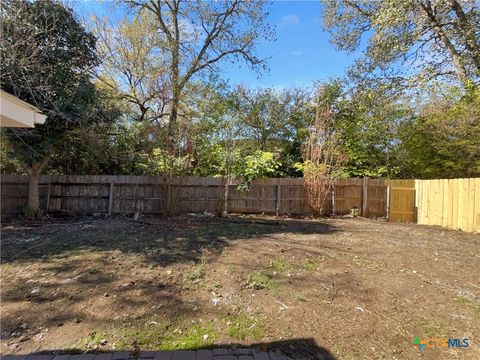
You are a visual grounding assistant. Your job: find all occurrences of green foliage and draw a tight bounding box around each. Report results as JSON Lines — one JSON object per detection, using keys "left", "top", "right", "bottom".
{"left": 397, "top": 87, "right": 480, "bottom": 178}
{"left": 1, "top": 0, "right": 100, "bottom": 167}
{"left": 332, "top": 82, "right": 409, "bottom": 178}
{"left": 0, "top": 136, "right": 22, "bottom": 174}
{"left": 139, "top": 148, "right": 192, "bottom": 176}
{"left": 236, "top": 151, "right": 279, "bottom": 190}
{"left": 46, "top": 119, "right": 151, "bottom": 175}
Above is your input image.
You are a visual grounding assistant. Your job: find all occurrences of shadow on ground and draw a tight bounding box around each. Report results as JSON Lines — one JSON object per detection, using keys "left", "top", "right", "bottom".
{"left": 0, "top": 215, "right": 338, "bottom": 266}
{"left": 1, "top": 338, "right": 336, "bottom": 360}
{"left": 0, "top": 216, "right": 338, "bottom": 348}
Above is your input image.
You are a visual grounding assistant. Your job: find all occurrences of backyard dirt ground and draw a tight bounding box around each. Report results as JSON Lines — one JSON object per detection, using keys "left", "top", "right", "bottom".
{"left": 1, "top": 215, "right": 479, "bottom": 359}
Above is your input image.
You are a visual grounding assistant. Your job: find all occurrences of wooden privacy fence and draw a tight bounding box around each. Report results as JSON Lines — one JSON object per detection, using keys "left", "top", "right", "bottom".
{"left": 416, "top": 178, "right": 480, "bottom": 232}
{"left": 0, "top": 174, "right": 386, "bottom": 218}
{"left": 386, "top": 178, "right": 480, "bottom": 232}
{"left": 385, "top": 179, "right": 416, "bottom": 223}
{"left": 2, "top": 174, "right": 478, "bottom": 232}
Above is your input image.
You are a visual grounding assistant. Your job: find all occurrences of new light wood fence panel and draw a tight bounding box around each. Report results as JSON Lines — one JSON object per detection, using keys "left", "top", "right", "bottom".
{"left": 416, "top": 178, "right": 480, "bottom": 232}
{"left": 386, "top": 180, "right": 416, "bottom": 223}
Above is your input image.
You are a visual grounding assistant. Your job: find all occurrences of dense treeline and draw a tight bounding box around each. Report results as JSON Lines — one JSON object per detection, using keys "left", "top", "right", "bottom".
{"left": 1, "top": 0, "right": 479, "bottom": 212}
{"left": 4, "top": 81, "right": 478, "bottom": 180}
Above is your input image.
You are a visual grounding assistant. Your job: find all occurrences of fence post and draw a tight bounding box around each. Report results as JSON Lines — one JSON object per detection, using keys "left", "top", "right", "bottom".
{"left": 331, "top": 186, "right": 335, "bottom": 215}
{"left": 108, "top": 182, "right": 114, "bottom": 215}
{"left": 45, "top": 183, "right": 51, "bottom": 214}
{"left": 275, "top": 183, "right": 281, "bottom": 217}
{"left": 386, "top": 185, "right": 390, "bottom": 220}
{"left": 362, "top": 176, "right": 369, "bottom": 217}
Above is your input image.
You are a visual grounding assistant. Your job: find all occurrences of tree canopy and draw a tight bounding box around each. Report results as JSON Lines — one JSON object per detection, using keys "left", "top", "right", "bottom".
{"left": 321, "top": 0, "right": 480, "bottom": 88}
{"left": 0, "top": 0, "right": 108, "bottom": 210}
{"left": 2, "top": 0, "right": 479, "bottom": 206}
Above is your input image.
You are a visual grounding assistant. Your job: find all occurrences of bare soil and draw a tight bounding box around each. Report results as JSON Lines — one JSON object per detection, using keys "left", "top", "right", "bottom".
{"left": 1, "top": 215, "right": 479, "bottom": 359}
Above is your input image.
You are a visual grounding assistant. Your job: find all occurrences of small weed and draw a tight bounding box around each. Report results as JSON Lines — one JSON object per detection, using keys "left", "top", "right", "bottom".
{"left": 268, "top": 256, "right": 293, "bottom": 272}
{"left": 225, "top": 313, "right": 265, "bottom": 341}
{"left": 302, "top": 258, "right": 324, "bottom": 271}
{"left": 246, "top": 271, "right": 271, "bottom": 290}
{"left": 416, "top": 319, "right": 454, "bottom": 338}
{"left": 185, "top": 263, "right": 205, "bottom": 281}
{"left": 245, "top": 271, "right": 281, "bottom": 295}
{"left": 227, "top": 265, "right": 239, "bottom": 274}
{"left": 456, "top": 296, "right": 480, "bottom": 315}
{"left": 79, "top": 330, "right": 106, "bottom": 348}
{"left": 353, "top": 256, "right": 379, "bottom": 270}
{"left": 294, "top": 291, "right": 308, "bottom": 302}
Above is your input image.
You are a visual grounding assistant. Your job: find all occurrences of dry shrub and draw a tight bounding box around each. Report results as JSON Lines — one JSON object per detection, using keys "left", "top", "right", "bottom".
{"left": 302, "top": 89, "right": 345, "bottom": 216}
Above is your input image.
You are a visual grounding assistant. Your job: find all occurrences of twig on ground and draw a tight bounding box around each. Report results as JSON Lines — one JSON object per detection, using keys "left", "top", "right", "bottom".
{"left": 275, "top": 300, "right": 290, "bottom": 309}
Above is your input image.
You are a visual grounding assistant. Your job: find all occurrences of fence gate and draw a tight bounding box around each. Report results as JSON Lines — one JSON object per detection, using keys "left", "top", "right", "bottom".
{"left": 386, "top": 180, "right": 416, "bottom": 222}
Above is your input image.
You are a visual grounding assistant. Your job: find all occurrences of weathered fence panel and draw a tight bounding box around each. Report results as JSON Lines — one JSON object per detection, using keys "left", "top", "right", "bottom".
{"left": 332, "top": 178, "right": 362, "bottom": 215}
{"left": 0, "top": 174, "right": 368, "bottom": 217}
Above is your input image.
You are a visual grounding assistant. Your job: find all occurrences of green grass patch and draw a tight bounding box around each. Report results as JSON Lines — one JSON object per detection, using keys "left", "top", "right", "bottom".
{"left": 245, "top": 271, "right": 281, "bottom": 295}
{"left": 116, "top": 324, "right": 165, "bottom": 349}
{"left": 302, "top": 257, "right": 324, "bottom": 271}
{"left": 416, "top": 319, "right": 454, "bottom": 338}
{"left": 160, "top": 324, "right": 218, "bottom": 350}
{"left": 268, "top": 256, "right": 293, "bottom": 272}
{"left": 227, "top": 265, "right": 239, "bottom": 274}
{"left": 116, "top": 322, "right": 218, "bottom": 350}
{"left": 225, "top": 313, "right": 265, "bottom": 341}
{"left": 456, "top": 296, "right": 480, "bottom": 315}
{"left": 78, "top": 330, "right": 107, "bottom": 348}
{"left": 185, "top": 263, "right": 205, "bottom": 281}
{"left": 246, "top": 271, "right": 271, "bottom": 290}
{"left": 293, "top": 291, "right": 308, "bottom": 302}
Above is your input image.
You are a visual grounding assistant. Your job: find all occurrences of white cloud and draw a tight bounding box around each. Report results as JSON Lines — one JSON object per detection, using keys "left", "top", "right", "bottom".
{"left": 279, "top": 15, "right": 300, "bottom": 27}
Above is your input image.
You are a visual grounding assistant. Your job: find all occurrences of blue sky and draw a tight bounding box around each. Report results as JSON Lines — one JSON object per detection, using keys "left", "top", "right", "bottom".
{"left": 222, "top": 1, "right": 358, "bottom": 89}
{"left": 74, "top": 1, "right": 359, "bottom": 89}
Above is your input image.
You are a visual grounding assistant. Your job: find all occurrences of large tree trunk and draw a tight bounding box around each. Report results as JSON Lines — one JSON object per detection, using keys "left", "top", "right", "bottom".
{"left": 449, "top": 0, "right": 480, "bottom": 72}
{"left": 25, "top": 164, "right": 42, "bottom": 211}
{"left": 221, "top": 177, "right": 229, "bottom": 217}
{"left": 420, "top": 2, "right": 470, "bottom": 84}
